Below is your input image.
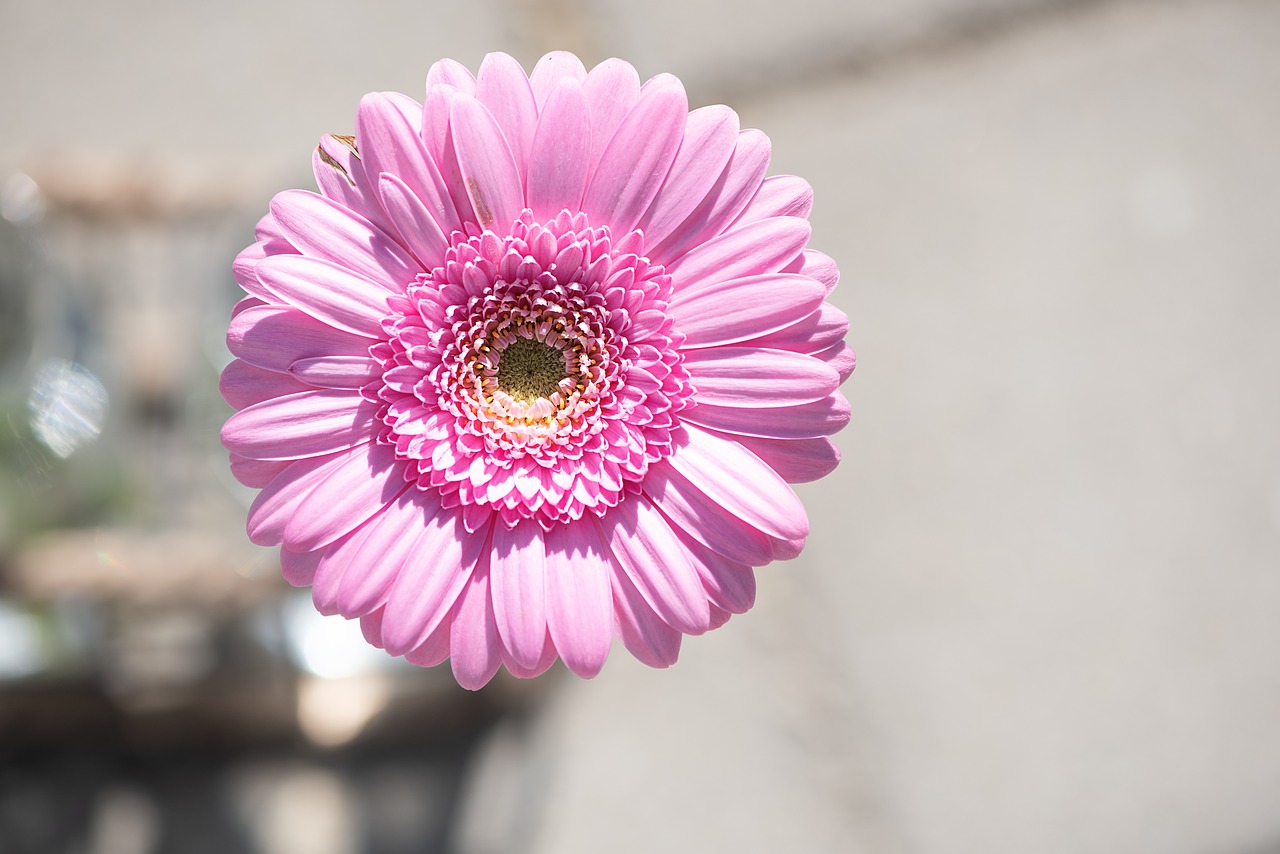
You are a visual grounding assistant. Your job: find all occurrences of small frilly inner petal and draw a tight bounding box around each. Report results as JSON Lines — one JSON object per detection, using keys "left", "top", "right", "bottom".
{"left": 374, "top": 209, "right": 692, "bottom": 529}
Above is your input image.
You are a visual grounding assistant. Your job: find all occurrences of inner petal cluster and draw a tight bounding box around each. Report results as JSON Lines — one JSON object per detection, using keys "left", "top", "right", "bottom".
{"left": 373, "top": 209, "right": 693, "bottom": 530}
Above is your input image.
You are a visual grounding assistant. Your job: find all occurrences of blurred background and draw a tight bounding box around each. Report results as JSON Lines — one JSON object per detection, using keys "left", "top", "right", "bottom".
{"left": 2, "top": 0, "right": 1279, "bottom": 851}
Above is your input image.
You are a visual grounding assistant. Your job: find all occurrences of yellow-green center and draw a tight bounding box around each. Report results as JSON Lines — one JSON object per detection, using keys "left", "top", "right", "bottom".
{"left": 496, "top": 338, "right": 567, "bottom": 402}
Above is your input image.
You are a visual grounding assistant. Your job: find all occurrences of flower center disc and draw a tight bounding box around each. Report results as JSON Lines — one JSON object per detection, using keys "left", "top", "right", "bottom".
{"left": 495, "top": 337, "right": 567, "bottom": 402}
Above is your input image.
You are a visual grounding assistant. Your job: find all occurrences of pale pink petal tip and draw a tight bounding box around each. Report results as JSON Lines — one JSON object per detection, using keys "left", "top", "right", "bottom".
{"left": 222, "top": 50, "right": 852, "bottom": 689}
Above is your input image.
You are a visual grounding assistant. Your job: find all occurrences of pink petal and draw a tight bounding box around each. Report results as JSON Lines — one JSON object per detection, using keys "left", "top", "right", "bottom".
{"left": 244, "top": 451, "right": 349, "bottom": 546}
{"left": 815, "top": 341, "right": 857, "bottom": 383}
{"left": 671, "top": 273, "right": 825, "bottom": 348}
{"left": 733, "top": 175, "right": 814, "bottom": 225}
{"left": 678, "top": 530, "right": 756, "bottom": 614}
{"left": 501, "top": 633, "right": 558, "bottom": 679}
{"left": 526, "top": 78, "right": 590, "bottom": 221}
{"left": 287, "top": 355, "right": 379, "bottom": 389}
{"left": 450, "top": 94, "right": 524, "bottom": 232}
{"left": 489, "top": 522, "right": 548, "bottom": 671}
{"left": 610, "top": 555, "right": 681, "bottom": 668}
{"left": 232, "top": 242, "right": 278, "bottom": 302}
{"left": 721, "top": 433, "right": 841, "bottom": 483}
{"left": 230, "top": 455, "right": 291, "bottom": 489}
{"left": 221, "top": 390, "right": 377, "bottom": 461}
{"left": 529, "top": 51, "right": 587, "bottom": 109}
{"left": 648, "top": 128, "right": 771, "bottom": 265}
{"left": 683, "top": 347, "right": 839, "bottom": 407}
{"left": 336, "top": 492, "right": 443, "bottom": 618}
{"left": 582, "top": 58, "right": 641, "bottom": 182}
{"left": 790, "top": 249, "right": 840, "bottom": 295}
{"left": 220, "top": 359, "right": 308, "bottom": 409}
{"left": 681, "top": 390, "right": 851, "bottom": 440}
{"left": 382, "top": 510, "right": 491, "bottom": 656}
{"left": 643, "top": 462, "right": 775, "bottom": 566}
{"left": 581, "top": 74, "right": 687, "bottom": 235}
{"left": 282, "top": 441, "right": 409, "bottom": 551}
{"left": 228, "top": 305, "right": 375, "bottom": 373}
{"left": 256, "top": 254, "right": 393, "bottom": 338}
{"left": 312, "top": 134, "right": 372, "bottom": 222}
{"left": 404, "top": 611, "right": 453, "bottom": 667}
{"left": 356, "top": 92, "right": 463, "bottom": 241}
{"left": 426, "top": 58, "right": 476, "bottom": 95}
{"left": 269, "top": 189, "right": 419, "bottom": 289}
{"left": 450, "top": 554, "right": 502, "bottom": 690}
{"left": 636, "top": 105, "right": 739, "bottom": 250}
{"left": 476, "top": 52, "right": 537, "bottom": 185}
{"left": 281, "top": 548, "right": 323, "bottom": 587}
{"left": 377, "top": 172, "right": 449, "bottom": 269}
{"left": 600, "top": 497, "right": 711, "bottom": 636}
{"left": 737, "top": 301, "right": 848, "bottom": 354}
{"left": 544, "top": 521, "right": 614, "bottom": 678}
{"left": 666, "top": 424, "right": 808, "bottom": 541}
{"left": 667, "top": 216, "right": 810, "bottom": 290}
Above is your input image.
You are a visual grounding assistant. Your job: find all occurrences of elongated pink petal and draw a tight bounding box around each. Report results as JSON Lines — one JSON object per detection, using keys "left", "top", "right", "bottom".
{"left": 815, "top": 340, "right": 857, "bottom": 383}
{"left": 450, "top": 554, "right": 502, "bottom": 690}
{"left": 423, "top": 85, "right": 478, "bottom": 229}
{"left": 450, "top": 95, "right": 525, "bottom": 231}
{"left": 610, "top": 556, "right": 681, "bottom": 668}
{"left": 684, "top": 347, "right": 839, "bottom": 407}
{"left": 287, "top": 355, "right": 379, "bottom": 389}
{"left": 220, "top": 360, "right": 308, "bottom": 408}
{"left": 529, "top": 51, "right": 587, "bottom": 108}
{"left": 228, "top": 305, "right": 375, "bottom": 373}
{"left": 526, "top": 78, "right": 590, "bottom": 221}
{"left": 544, "top": 521, "right": 613, "bottom": 678}
{"left": 636, "top": 105, "right": 739, "bottom": 250}
{"left": 404, "top": 611, "right": 453, "bottom": 667}
{"left": 232, "top": 243, "right": 278, "bottom": 302}
{"left": 377, "top": 172, "right": 450, "bottom": 269}
{"left": 312, "top": 134, "right": 370, "bottom": 216}
{"left": 502, "top": 633, "right": 558, "bottom": 679}
{"left": 426, "top": 58, "right": 475, "bottom": 95}
{"left": 581, "top": 74, "right": 687, "bottom": 235}
{"left": 281, "top": 548, "right": 323, "bottom": 587}
{"left": 721, "top": 433, "right": 841, "bottom": 483}
{"left": 222, "top": 390, "right": 377, "bottom": 461}
{"left": 649, "top": 128, "right": 771, "bottom": 265}
{"left": 230, "top": 455, "right": 291, "bottom": 489}
{"left": 336, "top": 492, "right": 442, "bottom": 618}
{"left": 245, "top": 451, "right": 350, "bottom": 545}
{"left": 667, "top": 216, "right": 810, "bottom": 289}
{"left": 283, "top": 441, "right": 409, "bottom": 551}
{"left": 666, "top": 424, "right": 808, "bottom": 541}
{"left": 681, "top": 391, "right": 850, "bottom": 439}
{"left": 677, "top": 530, "right": 756, "bottom": 614}
{"left": 476, "top": 52, "right": 537, "bottom": 184}
{"left": 490, "top": 522, "right": 548, "bottom": 671}
{"left": 582, "top": 58, "right": 640, "bottom": 180}
{"left": 672, "top": 274, "right": 825, "bottom": 348}
{"left": 256, "top": 255, "right": 393, "bottom": 338}
{"left": 644, "top": 462, "right": 775, "bottom": 566}
{"left": 738, "top": 301, "right": 849, "bottom": 354}
{"left": 270, "top": 189, "right": 419, "bottom": 288}
{"left": 382, "top": 510, "right": 491, "bottom": 656}
{"left": 356, "top": 92, "right": 463, "bottom": 241}
{"left": 733, "top": 174, "right": 814, "bottom": 225}
{"left": 601, "top": 497, "right": 710, "bottom": 636}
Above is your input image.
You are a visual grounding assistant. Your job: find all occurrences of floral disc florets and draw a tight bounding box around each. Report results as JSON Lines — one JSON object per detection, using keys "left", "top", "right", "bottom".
{"left": 374, "top": 209, "right": 693, "bottom": 531}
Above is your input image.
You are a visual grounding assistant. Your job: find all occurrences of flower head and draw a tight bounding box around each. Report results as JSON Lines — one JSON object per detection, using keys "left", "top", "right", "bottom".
{"left": 222, "top": 52, "right": 853, "bottom": 689}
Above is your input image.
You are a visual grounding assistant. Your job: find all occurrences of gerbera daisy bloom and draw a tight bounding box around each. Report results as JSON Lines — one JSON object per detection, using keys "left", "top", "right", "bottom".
{"left": 221, "top": 52, "right": 853, "bottom": 689}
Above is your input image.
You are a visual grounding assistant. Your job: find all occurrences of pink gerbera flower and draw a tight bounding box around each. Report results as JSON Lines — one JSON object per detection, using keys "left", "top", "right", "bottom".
{"left": 221, "top": 52, "right": 853, "bottom": 689}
